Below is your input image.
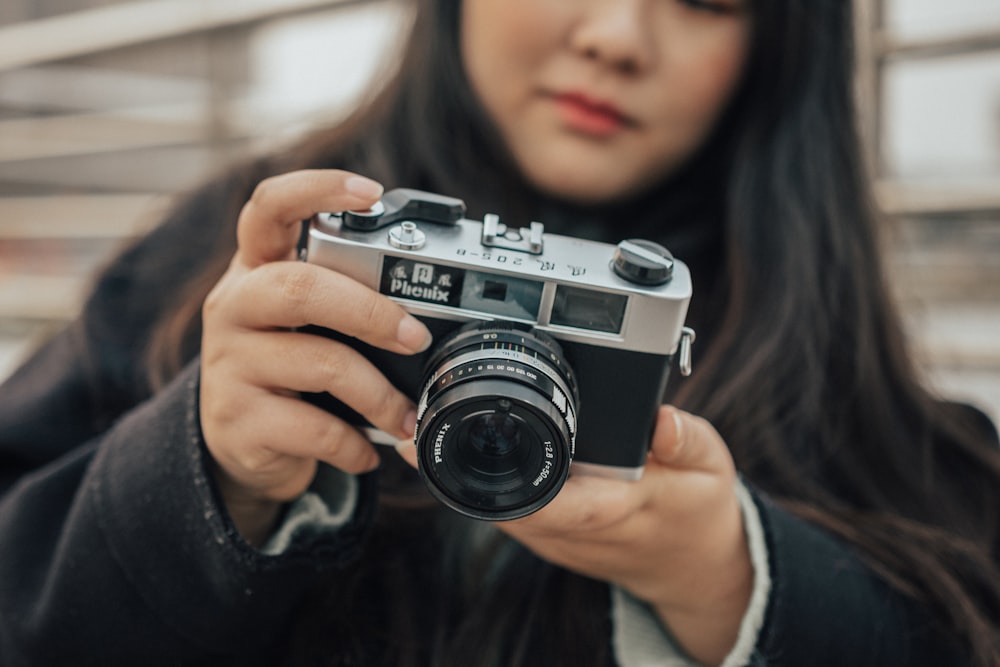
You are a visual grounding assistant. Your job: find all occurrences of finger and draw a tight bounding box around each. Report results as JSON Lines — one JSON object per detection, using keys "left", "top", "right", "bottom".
{"left": 216, "top": 261, "right": 432, "bottom": 354}
{"left": 502, "top": 473, "right": 644, "bottom": 535}
{"left": 236, "top": 170, "right": 384, "bottom": 268}
{"left": 649, "top": 406, "right": 729, "bottom": 473}
{"left": 394, "top": 437, "right": 418, "bottom": 469}
{"left": 208, "top": 390, "right": 380, "bottom": 476}
{"left": 227, "top": 329, "right": 418, "bottom": 440}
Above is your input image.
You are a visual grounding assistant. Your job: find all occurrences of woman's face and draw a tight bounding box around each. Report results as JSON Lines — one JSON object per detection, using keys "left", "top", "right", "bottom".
{"left": 461, "top": 0, "right": 751, "bottom": 204}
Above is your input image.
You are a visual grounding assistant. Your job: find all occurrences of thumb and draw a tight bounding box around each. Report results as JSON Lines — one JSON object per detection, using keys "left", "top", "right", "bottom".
{"left": 649, "top": 406, "right": 729, "bottom": 473}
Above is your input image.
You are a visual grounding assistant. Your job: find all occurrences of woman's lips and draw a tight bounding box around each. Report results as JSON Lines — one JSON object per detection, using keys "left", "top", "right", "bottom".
{"left": 551, "top": 91, "right": 633, "bottom": 137}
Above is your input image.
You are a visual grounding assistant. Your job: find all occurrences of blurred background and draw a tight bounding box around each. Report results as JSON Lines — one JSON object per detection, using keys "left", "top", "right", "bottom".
{"left": 1, "top": 0, "right": 998, "bottom": 423}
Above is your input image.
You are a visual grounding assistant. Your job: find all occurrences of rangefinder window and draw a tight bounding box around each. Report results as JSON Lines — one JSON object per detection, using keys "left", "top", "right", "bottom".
{"left": 460, "top": 271, "right": 544, "bottom": 321}
{"left": 550, "top": 286, "right": 627, "bottom": 333}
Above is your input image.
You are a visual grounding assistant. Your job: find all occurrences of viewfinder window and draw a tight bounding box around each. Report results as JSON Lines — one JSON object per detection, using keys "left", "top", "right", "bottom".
{"left": 460, "top": 271, "right": 543, "bottom": 321}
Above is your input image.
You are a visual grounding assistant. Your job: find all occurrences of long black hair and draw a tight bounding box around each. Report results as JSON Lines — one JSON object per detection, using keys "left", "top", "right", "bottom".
{"left": 105, "top": 0, "right": 1000, "bottom": 664}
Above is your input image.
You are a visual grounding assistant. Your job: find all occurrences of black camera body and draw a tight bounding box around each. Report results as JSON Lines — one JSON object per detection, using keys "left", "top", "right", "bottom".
{"left": 302, "top": 189, "right": 694, "bottom": 520}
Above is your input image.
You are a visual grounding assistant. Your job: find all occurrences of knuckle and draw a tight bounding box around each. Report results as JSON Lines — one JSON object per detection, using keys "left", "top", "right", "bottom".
{"left": 355, "top": 292, "right": 385, "bottom": 336}
{"left": 202, "top": 286, "right": 222, "bottom": 318}
{"left": 235, "top": 446, "right": 280, "bottom": 475}
{"left": 248, "top": 176, "right": 279, "bottom": 208}
{"left": 268, "top": 468, "right": 317, "bottom": 502}
{"left": 573, "top": 505, "right": 608, "bottom": 531}
{"left": 315, "top": 348, "right": 349, "bottom": 385}
{"left": 357, "top": 289, "right": 403, "bottom": 341}
{"left": 313, "top": 416, "right": 374, "bottom": 473}
{"left": 201, "top": 280, "right": 230, "bottom": 322}
{"left": 371, "top": 381, "right": 405, "bottom": 423}
{"left": 202, "top": 263, "right": 240, "bottom": 314}
{"left": 315, "top": 418, "right": 351, "bottom": 459}
{"left": 572, "top": 499, "right": 629, "bottom": 532}
{"left": 278, "top": 266, "right": 319, "bottom": 312}
{"left": 202, "top": 391, "right": 241, "bottom": 428}
{"left": 200, "top": 338, "right": 227, "bottom": 366}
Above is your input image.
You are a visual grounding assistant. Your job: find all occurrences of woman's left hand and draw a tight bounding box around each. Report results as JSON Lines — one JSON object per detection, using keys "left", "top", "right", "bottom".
{"left": 397, "top": 405, "right": 753, "bottom": 667}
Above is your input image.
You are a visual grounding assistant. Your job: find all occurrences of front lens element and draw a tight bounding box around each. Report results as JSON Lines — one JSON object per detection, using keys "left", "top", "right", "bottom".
{"left": 466, "top": 410, "right": 522, "bottom": 462}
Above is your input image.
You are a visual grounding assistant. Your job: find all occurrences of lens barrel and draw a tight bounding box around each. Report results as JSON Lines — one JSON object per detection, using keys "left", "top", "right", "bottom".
{"left": 414, "top": 322, "right": 579, "bottom": 520}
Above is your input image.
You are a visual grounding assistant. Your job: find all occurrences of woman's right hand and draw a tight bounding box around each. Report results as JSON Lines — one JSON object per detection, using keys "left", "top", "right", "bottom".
{"left": 199, "top": 170, "right": 432, "bottom": 545}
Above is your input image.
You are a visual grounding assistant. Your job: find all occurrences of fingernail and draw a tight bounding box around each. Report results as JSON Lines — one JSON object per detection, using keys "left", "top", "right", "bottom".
{"left": 672, "top": 410, "right": 685, "bottom": 455}
{"left": 345, "top": 175, "right": 384, "bottom": 199}
{"left": 397, "top": 316, "right": 432, "bottom": 353}
{"left": 394, "top": 438, "right": 418, "bottom": 468}
{"left": 401, "top": 409, "right": 418, "bottom": 437}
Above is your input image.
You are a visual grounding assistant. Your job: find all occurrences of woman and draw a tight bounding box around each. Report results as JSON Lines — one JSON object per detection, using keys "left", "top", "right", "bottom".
{"left": 1, "top": 0, "right": 998, "bottom": 665}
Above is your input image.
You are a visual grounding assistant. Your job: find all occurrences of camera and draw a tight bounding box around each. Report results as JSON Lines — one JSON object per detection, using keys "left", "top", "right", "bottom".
{"left": 301, "top": 188, "right": 695, "bottom": 521}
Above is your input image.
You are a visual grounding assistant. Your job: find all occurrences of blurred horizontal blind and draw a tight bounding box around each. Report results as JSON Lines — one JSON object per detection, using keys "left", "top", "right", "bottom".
{"left": 858, "top": 0, "right": 1000, "bottom": 421}
{"left": 0, "top": 0, "right": 403, "bottom": 377}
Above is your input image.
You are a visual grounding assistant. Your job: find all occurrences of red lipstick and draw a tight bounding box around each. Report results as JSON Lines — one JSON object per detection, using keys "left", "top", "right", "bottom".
{"left": 552, "top": 91, "right": 632, "bottom": 137}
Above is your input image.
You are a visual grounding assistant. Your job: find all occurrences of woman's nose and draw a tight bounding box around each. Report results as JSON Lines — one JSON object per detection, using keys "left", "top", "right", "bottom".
{"left": 568, "top": 0, "right": 655, "bottom": 74}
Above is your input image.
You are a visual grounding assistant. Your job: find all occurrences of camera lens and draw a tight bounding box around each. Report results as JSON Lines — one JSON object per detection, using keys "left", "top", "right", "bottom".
{"left": 415, "top": 322, "right": 579, "bottom": 521}
{"left": 467, "top": 409, "right": 520, "bottom": 461}
{"left": 450, "top": 406, "right": 542, "bottom": 491}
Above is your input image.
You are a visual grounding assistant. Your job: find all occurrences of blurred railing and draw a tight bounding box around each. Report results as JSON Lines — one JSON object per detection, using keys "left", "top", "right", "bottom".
{"left": 0, "top": 0, "right": 366, "bottom": 71}
{"left": 0, "top": 0, "right": 395, "bottom": 377}
{"left": 856, "top": 0, "right": 1000, "bottom": 419}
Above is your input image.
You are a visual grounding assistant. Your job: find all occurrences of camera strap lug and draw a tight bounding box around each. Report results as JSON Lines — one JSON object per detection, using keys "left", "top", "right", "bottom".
{"left": 679, "top": 327, "right": 696, "bottom": 376}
